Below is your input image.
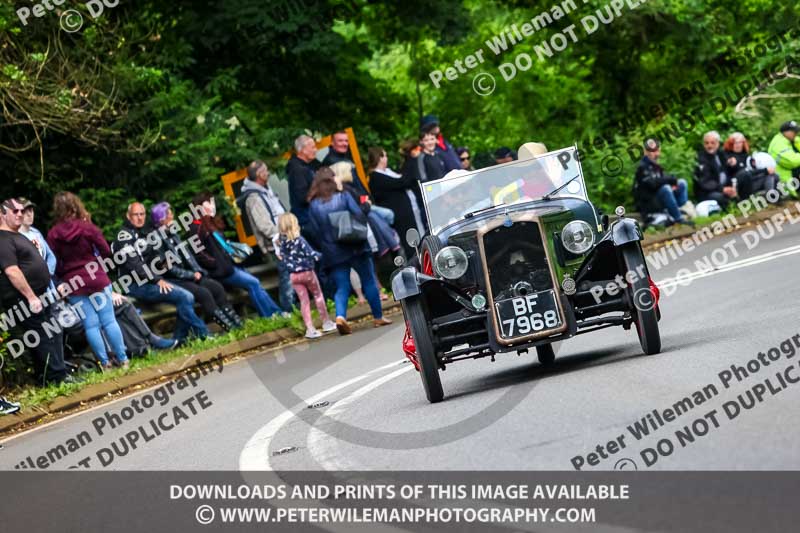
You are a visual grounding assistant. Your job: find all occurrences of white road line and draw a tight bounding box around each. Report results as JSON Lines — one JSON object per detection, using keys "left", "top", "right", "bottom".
{"left": 304, "top": 366, "right": 414, "bottom": 470}
{"left": 238, "top": 359, "right": 408, "bottom": 471}
{"left": 656, "top": 243, "right": 800, "bottom": 288}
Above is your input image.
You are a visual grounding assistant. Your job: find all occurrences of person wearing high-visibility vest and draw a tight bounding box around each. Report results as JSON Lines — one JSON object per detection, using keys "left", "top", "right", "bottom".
{"left": 767, "top": 121, "right": 800, "bottom": 190}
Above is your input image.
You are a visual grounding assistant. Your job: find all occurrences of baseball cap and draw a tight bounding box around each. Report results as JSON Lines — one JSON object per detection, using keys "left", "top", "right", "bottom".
{"left": 1, "top": 198, "right": 23, "bottom": 211}
{"left": 780, "top": 120, "right": 799, "bottom": 133}
{"left": 494, "top": 146, "right": 515, "bottom": 160}
{"left": 18, "top": 197, "right": 36, "bottom": 209}
{"left": 420, "top": 114, "right": 439, "bottom": 129}
{"left": 643, "top": 138, "right": 661, "bottom": 152}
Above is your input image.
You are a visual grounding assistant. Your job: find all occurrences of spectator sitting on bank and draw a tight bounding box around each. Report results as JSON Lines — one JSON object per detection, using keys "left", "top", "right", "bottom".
{"left": 48, "top": 192, "right": 129, "bottom": 370}
{"left": 321, "top": 130, "right": 368, "bottom": 196}
{"left": 420, "top": 114, "right": 461, "bottom": 173}
{"left": 722, "top": 132, "right": 751, "bottom": 177}
{"left": 723, "top": 133, "right": 779, "bottom": 200}
{"left": 275, "top": 213, "right": 336, "bottom": 339}
{"left": 113, "top": 202, "right": 210, "bottom": 342}
{"left": 694, "top": 131, "right": 736, "bottom": 209}
{"left": 494, "top": 146, "right": 517, "bottom": 165}
{"left": 287, "top": 134, "right": 322, "bottom": 233}
{"left": 455, "top": 147, "right": 474, "bottom": 171}
{"left": 306, "top": 167, "right": 392, "bottom": 334}
{"left": 418, "top": 131, "right": 447, "bottom": 182}
{"left": 189, "top": 192, "right": 282, "bottom": 319}
{"left": 18, "top": 198, "right": 56, "bottom": 281}
{"left": 0, "top": 198, "right": 70, "bottom": 386}
{"left": 767, "top": 120, "right": 800, "bottom": 188}
{"left": 239, "top": 160, "right": 295, "bottom": 313}
{"left": 633, "top": 139, "right": 694, "bottom": 227}
{"left": 151, "top": 202, "right": 243, "bottom": 332}
{"left": 367, "top": 146, "right": 427, "bottom": 258}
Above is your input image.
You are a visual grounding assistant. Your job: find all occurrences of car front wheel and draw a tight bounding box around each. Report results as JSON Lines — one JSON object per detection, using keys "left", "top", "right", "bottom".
{"left": 621, "top": 244, "right": 661, "bottom": 355}
{"left": 404, "top": 295, "right": 444, "bottom": 403}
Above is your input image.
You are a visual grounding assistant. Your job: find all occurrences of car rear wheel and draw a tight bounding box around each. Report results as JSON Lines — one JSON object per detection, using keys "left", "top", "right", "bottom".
{"left": 621, "top": 244, "right": 661, "bottom": 355}
{"left": 537, "top": 343, "right": 555, "bottom": 365}
{"left": 404, "top": 295, "right": 444, "bottom": 403}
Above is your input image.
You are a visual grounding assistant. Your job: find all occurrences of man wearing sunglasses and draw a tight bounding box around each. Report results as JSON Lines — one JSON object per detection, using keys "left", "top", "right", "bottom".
{"left": 0, "top": 198, "right": 69, "bottom": 387}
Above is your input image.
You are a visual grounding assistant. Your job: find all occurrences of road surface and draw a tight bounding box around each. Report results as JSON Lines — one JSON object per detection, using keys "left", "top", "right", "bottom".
{"left": 3, "top": 210, "right": 800, "bottom": 472}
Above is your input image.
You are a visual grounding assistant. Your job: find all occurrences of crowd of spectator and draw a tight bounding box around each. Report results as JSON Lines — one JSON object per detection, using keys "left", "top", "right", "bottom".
{"left": 2, "top": 114, "right": 799, "bottom": 415}
{"left": 633, "top": 121, "right": 800, "bottom": 227}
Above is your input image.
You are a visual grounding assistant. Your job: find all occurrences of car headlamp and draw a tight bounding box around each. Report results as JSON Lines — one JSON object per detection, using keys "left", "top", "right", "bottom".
{"left": 561, "top": 220, "right": 595, "bottom": 255}
{"left": 434, "top": 246, "right": 469, "bottom": 280}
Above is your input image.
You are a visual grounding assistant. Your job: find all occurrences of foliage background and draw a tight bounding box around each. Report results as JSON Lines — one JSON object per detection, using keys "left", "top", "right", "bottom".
{"left": 1, "top": 0, "right": 799, "bottom": 236}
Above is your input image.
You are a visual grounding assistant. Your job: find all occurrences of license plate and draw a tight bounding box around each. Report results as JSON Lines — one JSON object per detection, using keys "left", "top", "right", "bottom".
{"left": 495, "top": 290, "right": 562, "bottom": 339}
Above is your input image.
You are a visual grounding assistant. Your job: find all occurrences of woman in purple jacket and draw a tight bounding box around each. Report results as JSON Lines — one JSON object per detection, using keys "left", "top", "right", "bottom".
{"left": 47, "top": 192, "right": 128, "bottom": 369}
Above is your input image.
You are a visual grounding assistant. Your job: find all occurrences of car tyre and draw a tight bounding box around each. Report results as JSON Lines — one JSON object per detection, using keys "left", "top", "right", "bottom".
{"left": 405, "top": 295, "right": 444, "bottom": 403}
{"left": 621, "top": 244, "right": 661, "bottom": 355}
{"left": 420, "top": 235, "right": 443, "bottom": 276}
{"left": 537, "top": 343, "right": 555, "bottom": 365}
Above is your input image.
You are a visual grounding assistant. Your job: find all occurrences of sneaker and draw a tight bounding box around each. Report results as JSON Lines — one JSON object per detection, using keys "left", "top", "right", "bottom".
{"left": 280, "top": 312, "right": 292, "bottom": 319}
{"left": 321, "top": 320, "right": 337, "bottom": 333}
{"left": 305, "top": 328, "right": 322, "bottom": 339}
{"left": 150, "top": 335, "right": 178, "bottom": 350}
{"left": 0, "top": 396, "right": 21, "bottom": 415}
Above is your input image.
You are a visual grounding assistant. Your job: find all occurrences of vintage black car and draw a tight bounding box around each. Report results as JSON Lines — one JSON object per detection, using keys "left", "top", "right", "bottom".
{"left": 392, "top": 145, "right": 662, "bottom": 403}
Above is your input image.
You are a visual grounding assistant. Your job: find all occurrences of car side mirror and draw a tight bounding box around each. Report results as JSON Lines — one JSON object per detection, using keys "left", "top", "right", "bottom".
{"left": 406, "top": 228, "right": 420, "bottom": 248}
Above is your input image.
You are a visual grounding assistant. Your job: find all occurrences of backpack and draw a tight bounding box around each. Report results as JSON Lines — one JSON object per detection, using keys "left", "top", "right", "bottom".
{"left": 236, "top": 189, "right": 281, "bottom": 236}
{"left": 102, "top": 300, "right": 150, "bottom": 357}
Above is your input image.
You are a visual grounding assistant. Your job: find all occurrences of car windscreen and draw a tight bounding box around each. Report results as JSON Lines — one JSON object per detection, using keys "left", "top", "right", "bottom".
{"left": 420, "top": 146, "right": 588, "bottom": 235}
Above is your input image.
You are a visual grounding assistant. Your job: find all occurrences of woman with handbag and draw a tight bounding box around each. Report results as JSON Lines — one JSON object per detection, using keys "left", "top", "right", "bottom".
{"left": 151, "top": 202, "right": 243, "bottom": 331}
{"left": 188, "top": 192, "right": 282, "bottom": 319}
{"left": 329, "top": 161, "right": 400, "bottom": 258}
{"left": 47, "top": 192, "right": 129, "bottom": 370}
{"left": 307, "top": 167, "right": 392, "bottom": 334}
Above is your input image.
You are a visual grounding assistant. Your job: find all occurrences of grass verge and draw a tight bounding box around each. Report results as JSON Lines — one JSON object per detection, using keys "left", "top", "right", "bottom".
{"left": 10, "top": 308, "right": 315, "bottom": 409}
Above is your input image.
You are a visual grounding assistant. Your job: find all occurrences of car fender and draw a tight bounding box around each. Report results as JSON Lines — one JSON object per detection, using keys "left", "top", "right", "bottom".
{"left": 391, "top": 266, "right": 437, "bottom": 301}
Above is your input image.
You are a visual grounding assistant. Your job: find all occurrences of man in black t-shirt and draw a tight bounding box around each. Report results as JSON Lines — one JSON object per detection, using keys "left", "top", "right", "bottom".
{"left": 0, "top": 198, "right": 67, "bottom": 385}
